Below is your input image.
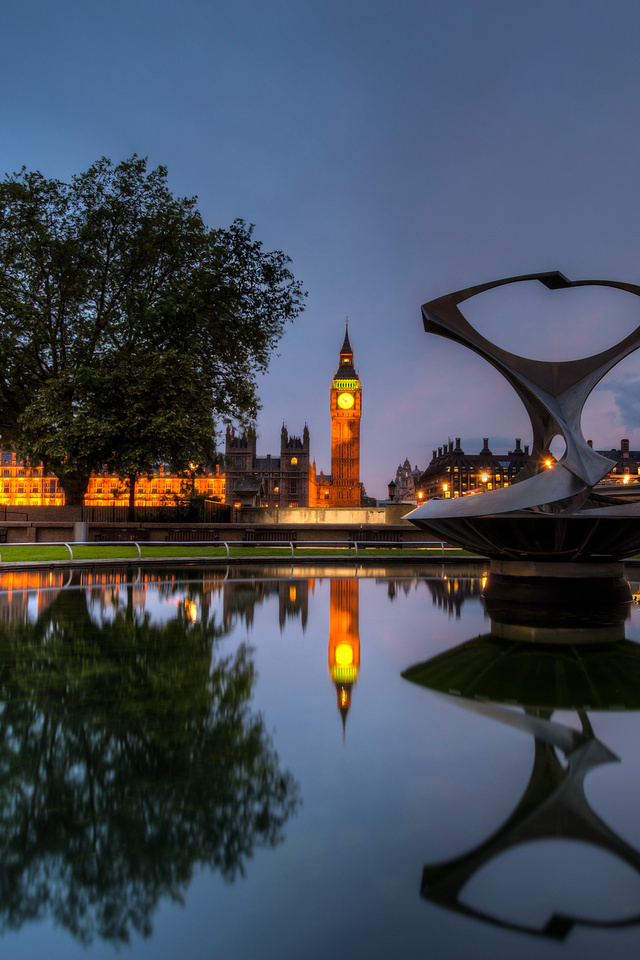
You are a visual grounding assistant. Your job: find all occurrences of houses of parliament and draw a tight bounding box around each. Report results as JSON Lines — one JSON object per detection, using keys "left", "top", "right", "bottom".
{"left": 0, "top": 326, "right": 363, "bottom": 510}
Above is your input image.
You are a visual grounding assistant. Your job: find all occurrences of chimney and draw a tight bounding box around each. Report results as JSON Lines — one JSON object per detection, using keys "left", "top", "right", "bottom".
{"left": 448, "top": 441, "right": 453, "bottom": 453}
{"left": 622, "top": 439, "right": 630, "bottom": 458}
{"left": 524, "top": 444, "right": 529, "bottom": 456}
{"left": 514, "top": 438, "right": 522, "bottom": 452}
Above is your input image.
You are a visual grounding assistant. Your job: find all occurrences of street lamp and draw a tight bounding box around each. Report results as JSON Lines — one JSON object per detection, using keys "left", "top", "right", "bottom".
{"left": 388, "top": 479, "right": 397, "bottom": 502}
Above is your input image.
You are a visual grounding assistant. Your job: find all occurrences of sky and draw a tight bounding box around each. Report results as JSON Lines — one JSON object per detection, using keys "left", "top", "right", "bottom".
{"left": 3, "top": 0, "right": 640, "bottom": 497}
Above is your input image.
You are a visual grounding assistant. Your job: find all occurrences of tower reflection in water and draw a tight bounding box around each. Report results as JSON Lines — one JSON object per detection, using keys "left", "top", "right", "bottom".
{"left": 328, "top": 578, "right": 360, "bottom": 738}
{"left": 403, "top": 601, "right": 640, "bottom": 941}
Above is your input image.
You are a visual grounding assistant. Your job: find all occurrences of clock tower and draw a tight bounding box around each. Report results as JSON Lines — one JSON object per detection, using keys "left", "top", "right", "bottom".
{"left": 330, "top": 323, "right": 361, "bottom": 507}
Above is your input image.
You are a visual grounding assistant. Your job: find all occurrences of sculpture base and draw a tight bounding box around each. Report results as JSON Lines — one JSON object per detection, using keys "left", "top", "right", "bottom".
{"left": 484, "top": 559, "right": 631, "bottom": 607}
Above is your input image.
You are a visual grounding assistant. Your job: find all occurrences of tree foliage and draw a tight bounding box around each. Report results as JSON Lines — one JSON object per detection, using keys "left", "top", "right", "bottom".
{"left": 0, "top": 157, "right": 306, "bottom": 504}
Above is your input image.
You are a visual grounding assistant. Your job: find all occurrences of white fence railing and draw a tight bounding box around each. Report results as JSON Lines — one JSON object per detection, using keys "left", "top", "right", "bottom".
{"left": 0, "top": 539, "right": 461, "bottom": 563}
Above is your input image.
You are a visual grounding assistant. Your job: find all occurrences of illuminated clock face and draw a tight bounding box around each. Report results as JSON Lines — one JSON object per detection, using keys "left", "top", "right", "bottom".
{"left": 338, "top": 392, "right": 354, "bottom": 409}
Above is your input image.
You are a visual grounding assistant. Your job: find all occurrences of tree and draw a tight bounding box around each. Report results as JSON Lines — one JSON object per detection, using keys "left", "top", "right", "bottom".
{"left": 0, "top": 157, "right": 306, "bottom": 506}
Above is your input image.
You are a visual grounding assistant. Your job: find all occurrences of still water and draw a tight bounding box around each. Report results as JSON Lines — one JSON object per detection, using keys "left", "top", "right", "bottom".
{"left": 1, "top": 562, "right": 640, "bottom": 959}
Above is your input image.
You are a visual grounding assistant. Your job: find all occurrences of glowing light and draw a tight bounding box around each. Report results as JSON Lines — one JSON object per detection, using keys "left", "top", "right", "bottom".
{"left": 184, "top": 599, "right": 198, "bottom": 622}
{"left": 335, "top": 643, "right": 354, "bottom": 666}
{"left": 545, "top": 459, "right": 553, "bottom": 468}
{"left": 623, "top": 474, "right": 630, "bottom": 484}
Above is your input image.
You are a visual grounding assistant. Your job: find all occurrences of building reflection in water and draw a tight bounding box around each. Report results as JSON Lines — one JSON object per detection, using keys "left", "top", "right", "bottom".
{"left": 403, "top": 619, "right": 640, "bottom": 940}
{"left": 328, "top": 578, "right": 360, "bottom": 738}
{"left": 221, "top": 577, "right": 310, "bottom": 632}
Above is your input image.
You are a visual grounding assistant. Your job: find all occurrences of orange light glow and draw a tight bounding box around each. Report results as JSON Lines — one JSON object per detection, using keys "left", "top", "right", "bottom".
{"left": 185, "top": 599, "right": 198, "bottom": 622}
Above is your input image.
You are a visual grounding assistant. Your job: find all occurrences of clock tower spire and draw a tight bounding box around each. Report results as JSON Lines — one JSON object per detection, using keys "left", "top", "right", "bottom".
{"left": 330, "top": 320, "right": 361, "bottom": 506}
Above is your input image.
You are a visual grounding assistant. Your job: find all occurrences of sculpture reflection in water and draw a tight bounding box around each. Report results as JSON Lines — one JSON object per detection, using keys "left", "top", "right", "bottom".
{"left": 0, "top": 571, "right": 300, "bottom": 946}
{"left": 403, "top": 616, "right": 640, "bottom": 940}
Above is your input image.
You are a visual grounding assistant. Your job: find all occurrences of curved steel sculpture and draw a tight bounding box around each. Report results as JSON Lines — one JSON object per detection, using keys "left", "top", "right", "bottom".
{"left": 407, "top": 271, "right": 640, "bottom": 562}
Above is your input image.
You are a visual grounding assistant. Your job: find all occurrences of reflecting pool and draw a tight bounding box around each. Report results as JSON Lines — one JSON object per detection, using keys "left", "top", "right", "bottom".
{"left": 1, "top": 562, "right": 640, "bottom": 959}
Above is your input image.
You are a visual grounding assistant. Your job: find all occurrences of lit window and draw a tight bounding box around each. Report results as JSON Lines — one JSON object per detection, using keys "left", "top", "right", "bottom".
{"left": 291, "top": 457, "right": 298, "bottom": 466}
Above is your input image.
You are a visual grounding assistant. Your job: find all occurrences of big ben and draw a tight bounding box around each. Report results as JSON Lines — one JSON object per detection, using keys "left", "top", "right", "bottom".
{"left": 330, "top": 323, "right": 361, "bottom": 506}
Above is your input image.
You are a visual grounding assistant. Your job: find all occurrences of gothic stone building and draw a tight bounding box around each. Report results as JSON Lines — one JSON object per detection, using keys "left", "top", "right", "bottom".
{"left": 224, "top": 424, "right": 315, "bottom": 508}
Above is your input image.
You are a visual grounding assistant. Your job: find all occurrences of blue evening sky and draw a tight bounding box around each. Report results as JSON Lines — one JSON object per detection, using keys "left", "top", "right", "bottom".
{"left": 3, "top": 0, "right": 640, "bottom": 497}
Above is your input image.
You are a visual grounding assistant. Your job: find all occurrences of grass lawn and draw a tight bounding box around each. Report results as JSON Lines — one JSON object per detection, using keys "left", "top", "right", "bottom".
{"left": 0, "top": 544, "right": 478, "bottom": 564}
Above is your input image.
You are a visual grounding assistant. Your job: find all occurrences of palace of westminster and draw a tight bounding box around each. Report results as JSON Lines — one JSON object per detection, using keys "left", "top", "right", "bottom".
{"left": 0, "top": 324, "right": 636, "bottom": 510}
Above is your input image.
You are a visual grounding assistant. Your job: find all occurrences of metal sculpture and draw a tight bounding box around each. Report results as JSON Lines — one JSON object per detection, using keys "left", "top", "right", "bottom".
{"left": 407, "top": 271, "right": 640, "bottom": 563}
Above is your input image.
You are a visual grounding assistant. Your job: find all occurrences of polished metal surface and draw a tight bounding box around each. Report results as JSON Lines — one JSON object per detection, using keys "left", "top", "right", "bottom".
{"left": 408, "top": 272, "right": 640, "bottom": 559}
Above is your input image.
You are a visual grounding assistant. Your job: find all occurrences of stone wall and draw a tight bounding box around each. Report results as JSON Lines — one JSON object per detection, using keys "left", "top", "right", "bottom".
{"left": 235, "top": 504, "right": 415, "bottom": 525}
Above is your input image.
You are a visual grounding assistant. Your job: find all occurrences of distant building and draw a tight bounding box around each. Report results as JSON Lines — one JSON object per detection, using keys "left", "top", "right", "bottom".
{"left": 321, "top": 324, "right": 362, "bottom": 507}
{"left": 416, "top": 438, "right": 530, "bottom": 501}
{"left": 224, "top": 323, "right": 365, "bottom": 509}
{"left": 392, "top": 458, "right": 422, "bottom": 504}
{"left": 224, "top": 424, "right": 315, "bottom": 508}
{"left": 0, "top": 449, "right": 224, "bottom": 508}
{"left": 594, "top": 438, "right": 640, "bottom": 484}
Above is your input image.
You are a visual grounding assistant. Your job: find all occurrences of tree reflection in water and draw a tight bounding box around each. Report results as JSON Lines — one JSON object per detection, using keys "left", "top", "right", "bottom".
{"left": 0, "top": 573, "right": 299, "bottom": 945}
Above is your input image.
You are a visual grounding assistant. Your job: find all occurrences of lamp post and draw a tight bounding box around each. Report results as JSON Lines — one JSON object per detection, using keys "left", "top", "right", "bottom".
{"left": 388, "top": 479, "right": 397, "bottom": 503}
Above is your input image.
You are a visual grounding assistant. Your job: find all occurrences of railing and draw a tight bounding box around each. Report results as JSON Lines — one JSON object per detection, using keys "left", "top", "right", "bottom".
{"left": 0, "top": 539, "right": 460, "bottom": 564}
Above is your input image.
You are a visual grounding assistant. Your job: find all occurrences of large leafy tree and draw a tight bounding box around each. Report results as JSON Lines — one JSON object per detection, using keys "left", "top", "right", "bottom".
{"left": 0, "top": 157, "right": 305, "bottom": 505}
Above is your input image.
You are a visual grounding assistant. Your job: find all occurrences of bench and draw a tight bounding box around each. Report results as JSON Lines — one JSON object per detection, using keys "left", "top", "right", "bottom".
{"left": 348, "top": 531, "right": 403, "bottom": 548}
{"left": 94, "top": 528, "right": 151, "bottom": 542}
{"left": 165, "top": 529, "right": 219, "bottom": 542}
{"left": 243, "top": 530, "right": 298, "bottom": 545}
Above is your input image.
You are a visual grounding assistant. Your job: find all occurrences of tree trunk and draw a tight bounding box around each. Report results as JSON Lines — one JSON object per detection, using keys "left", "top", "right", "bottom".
{"left": 56, "top": 474, "right": 90, "bottom": 509}
{"left": 127, "top": 474, "right": 137, "bottom": 523}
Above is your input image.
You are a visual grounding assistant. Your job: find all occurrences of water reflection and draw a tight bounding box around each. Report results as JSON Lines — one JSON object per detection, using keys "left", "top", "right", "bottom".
{"left": 4, "top": 563, "right": 639, "bottom": 956}
{"left": 403, "top": 627, "right": 640, "bottom": 939}
{"left": 0, "top": 570, "right": 299, "bottom": 945}
{"left": 328, "top": 579, "right": 360, "bottom": 737}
